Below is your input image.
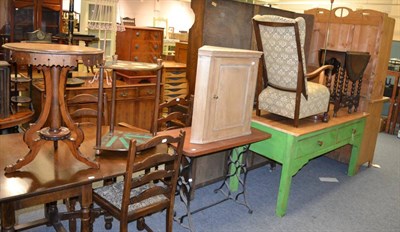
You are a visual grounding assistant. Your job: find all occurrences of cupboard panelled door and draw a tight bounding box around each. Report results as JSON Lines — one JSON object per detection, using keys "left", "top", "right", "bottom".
{"left": 190, "top": 46, "right": 262, "bottom": 144}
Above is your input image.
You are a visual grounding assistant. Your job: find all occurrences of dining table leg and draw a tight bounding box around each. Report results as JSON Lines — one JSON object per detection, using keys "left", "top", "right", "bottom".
{"left": 80, "top": 184, "right": 92, "bottom": 232}
{"left": 1, "top": 202, "right": 16, "bottom": 232}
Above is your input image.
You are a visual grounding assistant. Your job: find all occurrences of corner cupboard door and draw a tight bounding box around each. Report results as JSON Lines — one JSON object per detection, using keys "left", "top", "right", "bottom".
{"left": 208, "top": 57, "right": 258, "bottom": 139}
{"left": 191, "top": 54, "right": 260, "bottom": 144}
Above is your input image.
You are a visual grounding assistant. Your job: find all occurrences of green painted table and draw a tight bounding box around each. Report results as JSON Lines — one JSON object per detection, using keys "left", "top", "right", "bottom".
{"left": 250, "top": 110, "right": 368, "bottom": 217}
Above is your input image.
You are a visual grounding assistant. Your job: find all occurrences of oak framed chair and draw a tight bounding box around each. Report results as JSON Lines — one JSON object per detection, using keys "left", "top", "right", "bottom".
{"left": 92, "top": 131, "right": 186, "bottom": 232}
{"left": 252, "top": 15, "right": 333, "bottom": 127}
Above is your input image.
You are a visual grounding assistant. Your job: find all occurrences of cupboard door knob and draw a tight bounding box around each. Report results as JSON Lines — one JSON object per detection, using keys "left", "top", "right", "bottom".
{"left": 317, "top": 140, "right": 323, "bottom": 146}
{"left": 135, "top": 44, "right": 139, "bottom": 49}
{"left": 352, "top": 129, "right": 357, "bottom": 134}
{"left": 154, "top": 44, "right": 158, "bottom": 49}
{"left": 136, "top": 32, "right": 140, "bottom": 37}
{"left": 134, "top": 56, "right": 138, "bottom": 61}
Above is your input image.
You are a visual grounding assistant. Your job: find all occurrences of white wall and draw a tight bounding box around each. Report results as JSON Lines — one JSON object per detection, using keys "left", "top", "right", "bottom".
{"left": 118, "top": 0, "right": 194, "bottom": 32}
{"left": 63, "top": 0, "right": 82, "bottom": 13}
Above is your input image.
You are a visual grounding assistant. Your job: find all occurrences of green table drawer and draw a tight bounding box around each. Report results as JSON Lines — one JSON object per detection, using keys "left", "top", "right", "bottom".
{"left": 297, "top": 131, "right": 337, "bottom": 158}
{"left": 337, "top": 121, "right": 363, "bottom": 143}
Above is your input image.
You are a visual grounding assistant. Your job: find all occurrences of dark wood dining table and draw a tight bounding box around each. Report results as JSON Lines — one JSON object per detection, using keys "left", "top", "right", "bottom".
{"left": 0, "top": 125, "right": 129, "bottom": 232}
{"left": 0, "top": 125, "right": 271, "bottom": 231}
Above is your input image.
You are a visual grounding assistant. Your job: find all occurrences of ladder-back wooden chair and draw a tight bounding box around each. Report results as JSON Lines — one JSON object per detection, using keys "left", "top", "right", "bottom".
{"left": 158, "top": 95, "right": 194, "bottom": 131}
{"left": 67, "top": 93, "right": 109, "bottom": 127}
{"left": 252, "top": 15, "right": 333, "bottom": 127}
{"left": 62, "top": 92, "right": 109, "bottom": 231}
{"left": 92, "top": 131, "right": 185, "bottom": 232}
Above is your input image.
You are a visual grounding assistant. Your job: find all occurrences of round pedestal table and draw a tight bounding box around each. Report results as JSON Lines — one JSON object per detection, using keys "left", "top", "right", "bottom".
{"left": 3, "top": 42, "right": 103, "bottom": 173}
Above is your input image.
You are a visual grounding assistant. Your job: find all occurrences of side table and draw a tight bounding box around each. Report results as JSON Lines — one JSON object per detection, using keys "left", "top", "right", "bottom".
{"left": 2, "top": 43, "right": 103, "bottom": 173}
{"left": 95, "top": 60, "right": 163, "bottom": 153}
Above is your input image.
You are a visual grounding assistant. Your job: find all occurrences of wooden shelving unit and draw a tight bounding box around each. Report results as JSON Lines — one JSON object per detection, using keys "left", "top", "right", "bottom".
{"left": 10, "top": 0, "right": 62, "bottom": 42}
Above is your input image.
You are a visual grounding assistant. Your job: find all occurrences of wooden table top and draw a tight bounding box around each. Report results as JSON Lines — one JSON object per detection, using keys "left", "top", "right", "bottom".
{"left": 158, "top": 127, "right": 271, "bottom": 157}
{"left": 0, "top": 126, "right": 128, "bottom": 202}
{"left": 162, "top": 60, "right": 186, "bottom": 68}
{"left": 0, "top": 109, "right": 34, "bottom": 130}
{"left": 252, "top": 109, "right": 369, "bottom": 136}
{"left": 104, "top": 60, "right": 162, "bottom": 71}
{"left": 3, "top": 43, "right": 103, "bottom": 55}
{"left": 3, "top": 43, "right": 104, "bottom": 67}
{"left": 0, "top": 126, "right": 271, "bottom": 201}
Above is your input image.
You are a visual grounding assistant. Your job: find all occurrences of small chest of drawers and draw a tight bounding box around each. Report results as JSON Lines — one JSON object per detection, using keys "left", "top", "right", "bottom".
{"left": 162, "top": 61, "right": 188, "bottom": 102}
{"left": 116, "top": 26, "right": 163, "bottom": 78}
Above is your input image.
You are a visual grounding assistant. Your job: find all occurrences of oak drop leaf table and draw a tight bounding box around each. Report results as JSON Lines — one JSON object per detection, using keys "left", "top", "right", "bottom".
{"left": 2, "top": 43, "right": 103, "bottom": 173}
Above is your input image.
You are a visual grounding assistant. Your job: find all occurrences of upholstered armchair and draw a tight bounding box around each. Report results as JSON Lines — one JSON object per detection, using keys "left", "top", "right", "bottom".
{"left": 252, "top": 15, "right": 333, "bottom": 127}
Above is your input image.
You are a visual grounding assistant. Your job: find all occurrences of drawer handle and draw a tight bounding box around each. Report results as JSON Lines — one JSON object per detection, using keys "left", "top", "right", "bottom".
{"left": 147, "top": 90, "right": 154, "bottom": 95}
{"left": 136, "top": 32, "right": 140, "bottom": 37}
{"left": 317, "top": 140, "right": 323, "bottom": 146}
{"left": 154, "top": 44, "right": 158, "bottom": 49}
{"left": 352, "top": 129, "right": 357, "bottom": 134}
{"left": 120, "top": 92, "right": 128, "bottom": 97}
{"left": 134, "top": 56, "right": 139, "bottom": 61}
{"left": 213, "top": 95, "right": 219, "bottom": 100}
{"left": 135, "top": 44, "right": 139, "bottom": 49}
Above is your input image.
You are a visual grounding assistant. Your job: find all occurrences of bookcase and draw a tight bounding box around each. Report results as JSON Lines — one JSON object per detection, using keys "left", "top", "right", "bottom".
{"left": 11, "top": 0, "right": 62, "bottom": 42}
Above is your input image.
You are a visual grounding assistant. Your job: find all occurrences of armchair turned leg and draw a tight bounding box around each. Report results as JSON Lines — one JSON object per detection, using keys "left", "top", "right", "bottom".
{"left": 322, "top": 112, "right": 329, "bottom": 122}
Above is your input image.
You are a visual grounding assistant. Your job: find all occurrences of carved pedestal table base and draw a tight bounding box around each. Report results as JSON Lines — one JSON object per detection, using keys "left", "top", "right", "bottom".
{"left": 3, "top": 43, "right": 103, "bottom": 173}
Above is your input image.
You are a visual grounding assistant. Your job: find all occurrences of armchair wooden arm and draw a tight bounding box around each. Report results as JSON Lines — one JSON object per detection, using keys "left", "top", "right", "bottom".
{"left": 306, "top": 64, "right": 333, "bottom": 78}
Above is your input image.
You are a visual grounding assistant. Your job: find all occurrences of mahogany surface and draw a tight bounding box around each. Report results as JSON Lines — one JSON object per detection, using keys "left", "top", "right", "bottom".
{"left": 0, "top": 126, "right": 128, "bottom": 231}
{"left": 158, "top": 127, "right": 271, "bottom": 157}
{"left": 2, "top": 43, "right": 103, "bottom": 173}
{"left": 0, "top": 109, "right": 34, "bottom": 129}
{"left": 0, "top": 126, "right": 271, "bottom": 231}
